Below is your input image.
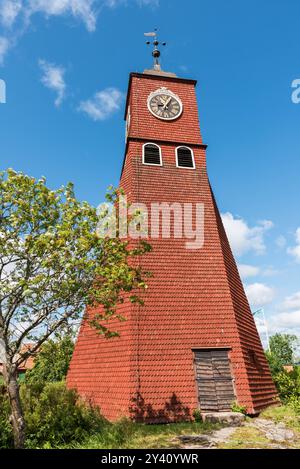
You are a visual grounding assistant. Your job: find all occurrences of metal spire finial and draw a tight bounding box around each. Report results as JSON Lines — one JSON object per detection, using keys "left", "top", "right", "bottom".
{"left": 144, "top": 29, "right": 166, "bottom": 71}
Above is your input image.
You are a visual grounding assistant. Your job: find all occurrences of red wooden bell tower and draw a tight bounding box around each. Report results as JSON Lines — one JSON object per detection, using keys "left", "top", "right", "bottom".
{"left": 67, "top": 55, "right": 277, "bottom": 421}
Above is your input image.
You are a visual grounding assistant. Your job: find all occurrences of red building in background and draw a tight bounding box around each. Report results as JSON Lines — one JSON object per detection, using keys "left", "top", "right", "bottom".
{"left": 0, "top": 344, "right": 35, "bottom": 381}
{"left": 67, "top": 48, "right": 277, "bottom": 421}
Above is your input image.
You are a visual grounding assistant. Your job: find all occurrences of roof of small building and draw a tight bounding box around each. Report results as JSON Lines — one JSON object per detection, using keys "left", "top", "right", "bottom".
{"left": 0, "top": 343, "right": 36, "bottom": 373}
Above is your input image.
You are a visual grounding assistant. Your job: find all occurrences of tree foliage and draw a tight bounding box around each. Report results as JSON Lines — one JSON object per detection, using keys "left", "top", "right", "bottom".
{"left": 0, "top": 381, "right": 106, "bottom": 449}
{"left": 272, "top": 367, "right": 300, "bottom": 402}
{"left": 0, "top": 389, "right": 13, "bottom": 448}
{"left": 21, "top": 382, "right": 105, "bottom": 448}
{"left": 0, "top": 169, "right": 150, "bottom": 359}
{"left": 266, "top": 333, "right": 299, "bottom": 375}
{"left": 0, "top": 168, "right": 151, "bottom": 447}
{"left": 25, "top": 334, "right": 75, "bottom": 385}
{"left": 266, "top": 333, "right": 300, "bottom": 412}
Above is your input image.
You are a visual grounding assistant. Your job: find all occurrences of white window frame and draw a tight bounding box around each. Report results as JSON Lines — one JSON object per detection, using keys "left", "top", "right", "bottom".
{"left": 125, "top": 106, "right": 131, "bottom": 142}
{"left": 175, "top": 146, "right": 196, "bottom": 169}
{"left": 142, "top": 142, "right": 163, "bottom": 166}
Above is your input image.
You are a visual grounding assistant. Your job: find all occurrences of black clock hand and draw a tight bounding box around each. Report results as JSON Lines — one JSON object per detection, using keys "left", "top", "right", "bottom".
{"left": 163, "top": 97, "right": 172, "bottom": 110}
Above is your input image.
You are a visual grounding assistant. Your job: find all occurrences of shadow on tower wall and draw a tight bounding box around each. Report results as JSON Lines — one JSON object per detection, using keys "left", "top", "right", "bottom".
{"left": 129, "top": 392, "right": 192, "bottom": 423}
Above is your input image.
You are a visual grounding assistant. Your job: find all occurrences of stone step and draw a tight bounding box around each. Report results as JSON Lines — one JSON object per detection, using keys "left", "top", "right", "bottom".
{"left": 201, "top": 411, "right": 246, "bottom": 426}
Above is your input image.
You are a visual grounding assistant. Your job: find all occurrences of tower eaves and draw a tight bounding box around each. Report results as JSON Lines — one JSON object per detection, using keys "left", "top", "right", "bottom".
{"left": 143, "top": 69, "right": 177, "bottom": 78}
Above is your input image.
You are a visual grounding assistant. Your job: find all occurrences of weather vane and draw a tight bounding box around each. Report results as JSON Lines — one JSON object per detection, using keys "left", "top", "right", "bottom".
{"left": 144, "top": 29, "right": 166, "bottom": 71}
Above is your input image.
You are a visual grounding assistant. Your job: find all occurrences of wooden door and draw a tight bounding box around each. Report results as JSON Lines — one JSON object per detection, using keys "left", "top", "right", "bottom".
{"left": 194, "top": 349, "right": 235, "bottom": 412}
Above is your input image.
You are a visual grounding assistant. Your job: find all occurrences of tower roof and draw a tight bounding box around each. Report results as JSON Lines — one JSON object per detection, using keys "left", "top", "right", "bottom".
{"left": 143, "top": 69, "right": 177, "bottom": 78}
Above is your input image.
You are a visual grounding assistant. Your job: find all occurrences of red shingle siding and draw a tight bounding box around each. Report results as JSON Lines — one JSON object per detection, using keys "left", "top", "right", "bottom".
{"left": 127, "top": 74, "right": 203, "bottom": 146}
{"left": 67, "top": 73, "right": 278, "bottom": 421}
{"left": 67, "top": 302, "right": 134, "bottom": 421}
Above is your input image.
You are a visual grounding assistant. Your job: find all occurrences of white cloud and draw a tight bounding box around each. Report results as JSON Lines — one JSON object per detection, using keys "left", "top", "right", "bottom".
{"left": 136, "top": 0, "right": 159, "bottom": 5}
{"left": 0, "top": 0, "right": 159, "bottom": 31}
{"left": 245, "top": 282, "right": 275, "bottom": 307}
{"left": 280, "top": 291, "right": 300, "bottom": 311}
{"left": 276, "top": 235, "right": 287, "bottom": 249}
{"left": 238, "top": 264, "right": 260, "bottom": 279}
{"left": 255, "top": 316, "right": 268, "bottom": 334}
{"left": 269, "top": 311, "right": 300, "bottom": 336}
{"left": 104, "top": 0, "right": 127, "bottom": 6}
{"left": 28, "top": 0, "right": 98, "bottom": 32}
{"left": 0, "top": 1, "right": 159, "bottom": 64}
{"left": 78, "top": 87, "right": 123, "bottom": 121}
{"left": 0, "top": 36, "right": 10, "bottom": 64}
{"left": 262, "top": 267, "right": 279, "bottom": 277}
{"left": 0, "top": 0, "right": 98, "bottom": 31}
{"left": 238, "top": 263, "right": 279, "bottom": 280}
{"left": 39, "top": 59, "right": 66, "bottom": 107}
{"left": 0, "top": 0, "right": 22, "bottom": 27}
{"left": 105, "top": 0, "right": 159, "bottom": 6}
{"left": 268, "top": 290, "right": 300, "bottom": 339}
{"left": 221, "top": 212, "right": 273, "bottom": 257}
{"left": 287, "top": 227, "right": 300, "bottom": 263}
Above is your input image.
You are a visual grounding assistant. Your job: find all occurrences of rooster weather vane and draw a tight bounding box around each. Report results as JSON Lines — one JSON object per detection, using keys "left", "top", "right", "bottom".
{"left": 144, "top": 29, "right": 166, "bottom": 71}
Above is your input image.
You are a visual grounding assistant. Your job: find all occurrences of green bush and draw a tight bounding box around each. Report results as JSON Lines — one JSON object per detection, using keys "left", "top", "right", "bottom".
{"left": 273, "top": 367, "right": 300, "bottom": 403}
{"left": 94, "top": 418, "right": 135, "bottom": 448}
{"left": 20, "top": 381, "right": 106, "bottom": 448}
{"left": 72, "top": 418, "right": 136, "bottom": 449}
{"left": 0, "top": 387, "right": 13, "bottom": 449}
{"left": 265, "top": 334, "right": 300, "bottom": 413}
{"left": 231, "top": 401, "right": 247, "bottom": 415}
{"left": 269, "top": 366, "right": 300, "bottom": 415}
{"left": 192, "top": 408, "right": 202, "bottom": 422}
{"left": 288, "top": 395, "right": 300, "bottom": 414}
{"left": 25, "top": 335, "right": 74, "bottom": 385}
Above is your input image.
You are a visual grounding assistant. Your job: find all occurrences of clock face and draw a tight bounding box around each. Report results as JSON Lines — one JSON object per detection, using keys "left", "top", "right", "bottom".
{"left": 148, "top": 88, "right": 183, "bottom": 121}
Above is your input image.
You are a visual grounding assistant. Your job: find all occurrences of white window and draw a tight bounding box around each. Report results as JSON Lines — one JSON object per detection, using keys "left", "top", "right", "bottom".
{"left": 143, "top": 143, "right": 162, "bottom": 166}
{"left": 176, "top": 146, "right": 195, "bottom": 169}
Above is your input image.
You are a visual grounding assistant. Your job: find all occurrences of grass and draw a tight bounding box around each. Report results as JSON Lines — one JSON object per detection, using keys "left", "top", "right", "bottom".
{"left": 2, "top": 375, "right": 299, "bottom": 449}
{"left": 219, "top": 426, "right": 270, "bottom": 449}
{"left": 71, "top": 420, "right": 219, "bottom": 449}
{"left": 68, "top": 405, "right": 300, "bottom": 449}
{"left": 261, "top": 404, "right": 300, "bottom": 434}
{"left": 219, "top": 405, "right": 300, "bottom": 449}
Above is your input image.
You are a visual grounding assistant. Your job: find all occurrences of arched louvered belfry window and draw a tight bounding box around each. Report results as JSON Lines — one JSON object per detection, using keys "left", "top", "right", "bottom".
{"left": 143, "top": 143, "right": 162, "bottom": 166}
{"left": 176, "top": 146, "right": 195, "bottom": 169}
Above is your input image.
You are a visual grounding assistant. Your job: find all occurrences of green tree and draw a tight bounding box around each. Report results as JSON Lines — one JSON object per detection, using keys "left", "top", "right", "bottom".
{"left": 0, "top": 169, "right": 150, "bottom": 448}
{"left": 266, "top": 333, "right": 299, "bottom": 375}
{"left": 272, "top": 367, "right": 300, "bottom": 402}
{"left": 25, "top": 334, "right": 75, "bottom": 385}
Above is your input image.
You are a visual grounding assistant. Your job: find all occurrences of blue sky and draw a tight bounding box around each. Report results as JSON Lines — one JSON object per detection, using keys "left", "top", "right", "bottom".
{"left": 0, "top": 0, "right": 300, "bottom": 344}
